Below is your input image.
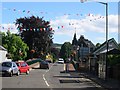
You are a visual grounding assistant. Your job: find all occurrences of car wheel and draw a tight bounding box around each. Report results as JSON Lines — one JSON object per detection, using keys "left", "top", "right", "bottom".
{"left": 16, "top": 70, "right": 20, "bottom": 76}
{"left": 26, "top": 70, "right": 29, "bottom": 75}
{"left": 9, "top": 71, "right": 13, "bottom": 77}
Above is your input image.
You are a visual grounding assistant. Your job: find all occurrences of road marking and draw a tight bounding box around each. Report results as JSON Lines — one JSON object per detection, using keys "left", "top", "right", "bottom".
{"left": 64, "top": 64, "right": 65, "bottom": 71}
{"left": 45, "top": 63, "right": 55, "bottom": 73}
{"left": 42, "top": 63, "right": 57, "bottom": 87}
{"left": 43, "top": 74, "right": 50, "bottom": 87}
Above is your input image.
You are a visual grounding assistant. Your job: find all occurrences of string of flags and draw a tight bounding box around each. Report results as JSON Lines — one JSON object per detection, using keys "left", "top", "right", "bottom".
{"left": 18, "top": 27, "right": 53, "bottom": 31}
{"left": 0, "top": 13, "right": 105, "bottom": 31}
{"left": 0, "top": 24, "right": 53, "bottom": 32}
{"left": 3, "top": 7, "right": 104, "bottom": 18}
{"left": 1, "top": 7, "right": 105, "bottom": 31}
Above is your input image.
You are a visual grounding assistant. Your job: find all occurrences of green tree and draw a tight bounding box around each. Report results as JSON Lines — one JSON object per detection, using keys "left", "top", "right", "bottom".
{"left": 59, "top": 42, "right": 72, "bottom": 63}
{"left": 51, "top": 47, "right": 60, "bottom": 62}
{"left": 118, "top": 43, "right": 120, "bottom": 50}
{"left": 2, "top": 31, "right": 29, "bottom": 61}
{"left": 15, "top": 16, "right": 54, "bottom": 59}
{"left": 95, "top": 43, "right": 101, "bottom": 48}
{"left": 108, "top": 43, "right": 120, "bottom": 66}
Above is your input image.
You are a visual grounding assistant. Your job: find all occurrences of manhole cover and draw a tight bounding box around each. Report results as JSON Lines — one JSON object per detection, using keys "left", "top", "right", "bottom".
{"left": 59, "top": 79, "right": 80, "bottom": 83}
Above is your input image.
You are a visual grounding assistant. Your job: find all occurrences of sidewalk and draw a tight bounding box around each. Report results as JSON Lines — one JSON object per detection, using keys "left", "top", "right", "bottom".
{"left": 80, "top": 72, "right": 120, "bottom": 90}
{"left": 67, "top": 63, "right": 120, "bottom": 90}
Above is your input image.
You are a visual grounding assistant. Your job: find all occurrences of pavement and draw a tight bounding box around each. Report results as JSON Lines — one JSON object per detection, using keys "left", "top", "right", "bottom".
{"left": 62, "top": 63, "right": 120, "bottom": 90}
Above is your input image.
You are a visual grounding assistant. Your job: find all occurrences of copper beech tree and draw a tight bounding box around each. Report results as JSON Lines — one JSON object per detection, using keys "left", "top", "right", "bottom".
{"left": 15, "top": 16, "right": 54, "bottom": 59}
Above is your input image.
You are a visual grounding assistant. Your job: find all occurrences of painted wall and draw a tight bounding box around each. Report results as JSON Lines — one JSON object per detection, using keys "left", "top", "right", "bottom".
{"left": 0, "top": 50, "right": 11, "bottom": 63}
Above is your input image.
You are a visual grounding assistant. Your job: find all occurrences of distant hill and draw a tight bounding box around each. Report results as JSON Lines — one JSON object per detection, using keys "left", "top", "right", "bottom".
{"left": 52, "top": 43, "right": 62, "bottom": 49}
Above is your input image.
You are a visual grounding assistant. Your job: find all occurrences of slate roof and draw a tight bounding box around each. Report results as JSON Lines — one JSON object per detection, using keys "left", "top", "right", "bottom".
{"left": 92, "top": 38, "right": 119, "bottom": 54}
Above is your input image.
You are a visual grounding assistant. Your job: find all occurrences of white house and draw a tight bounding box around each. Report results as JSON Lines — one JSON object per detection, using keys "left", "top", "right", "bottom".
{"left": 0, "top": 45, "right": 11, "bottom": 63}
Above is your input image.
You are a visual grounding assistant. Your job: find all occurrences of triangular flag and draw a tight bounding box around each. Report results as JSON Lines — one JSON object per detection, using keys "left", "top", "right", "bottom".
{"left": 27, "top": 11, "right": 30, "bottom": 13}
{"left": 23, "top": 10, "right": 25, "bottom": 12}
{"left": 58, "top": 26, "right": 60, "bottom": 29}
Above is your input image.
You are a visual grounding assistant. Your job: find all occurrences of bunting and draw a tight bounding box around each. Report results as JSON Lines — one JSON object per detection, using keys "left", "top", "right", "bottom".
{"left": 2, "top": 7, "right": 106, "bottom": 32}
{"left": 3, "top": 7, "right": 104, "bottom": 21}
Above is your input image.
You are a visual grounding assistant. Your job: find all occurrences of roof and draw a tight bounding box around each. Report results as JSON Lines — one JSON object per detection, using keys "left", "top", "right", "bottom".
{"left": 99, "top": 48, "right": 114, "bottom": 54}
{"left": 0, "top": 45, "right": 7, "bottom": 51}
{"left": 108, "top": 48, "right": 120, "bottom": 54}
{"left": 78, "top": 35, "right": 95, "bottom": 48}
{"left": 99, "top": 48, "right": 120, "bottom": 54}
{"left": 93, "top": 38, "right": 119, "bottom": 55}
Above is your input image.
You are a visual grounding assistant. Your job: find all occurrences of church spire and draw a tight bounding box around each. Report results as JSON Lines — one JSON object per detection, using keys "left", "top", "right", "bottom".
{"left": 72, "top": 32, "right": 78, "bottom": 45}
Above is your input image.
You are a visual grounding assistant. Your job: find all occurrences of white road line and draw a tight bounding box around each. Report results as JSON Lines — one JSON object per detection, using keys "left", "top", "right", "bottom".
{"left": 42, "top": 63, "right": 56, "bottom": 87}
{"left": 43, "top": 74, "right": 50, "bottom": 87}
{"left": 64, "top": 64, "right": 65, "bottom": 71}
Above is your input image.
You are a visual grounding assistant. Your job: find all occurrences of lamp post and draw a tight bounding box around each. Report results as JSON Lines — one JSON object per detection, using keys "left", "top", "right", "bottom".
{"left": 81, "top": 0, "right": 108, "bottom": 80}
{"left": 97, "top": 2, "right": 108, "bottom": 80}
{"left": 88, "top": 43, "right": 91, "bottom": 72}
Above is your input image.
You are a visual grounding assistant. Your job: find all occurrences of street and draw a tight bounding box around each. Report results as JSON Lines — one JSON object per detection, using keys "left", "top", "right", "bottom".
{"left": 1, "top": 63, "right": 105, "bottom": 90}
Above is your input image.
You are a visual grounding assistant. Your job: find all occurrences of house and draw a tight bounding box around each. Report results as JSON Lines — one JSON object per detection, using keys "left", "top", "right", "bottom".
{"left": 0, "top": 45, "right": 11, "bottom": 63}
{"left": 91, "top": 38, "right": 119, "bottom": 79}
{"left": 77, "top": 35, "right": 95, "bottom": 62}
{"left": 71, "top": 34, "right": 95, "bottom": 70}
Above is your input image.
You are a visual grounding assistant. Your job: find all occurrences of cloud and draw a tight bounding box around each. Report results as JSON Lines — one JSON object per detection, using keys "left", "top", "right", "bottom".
{"left": 50, "top": 14, "right": 118, "bottom": 44}
{"left": 1, "top": 14, "right": 118, "bottom": 44}
{"left": 0, "top": 23, "right": 18, "bottom": 34}
{"left": 51, "top": 14, "right": 118, "bottom": 36}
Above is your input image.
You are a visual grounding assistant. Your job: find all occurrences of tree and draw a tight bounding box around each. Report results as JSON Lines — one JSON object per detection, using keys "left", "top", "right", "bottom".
{"left": 118, "top": 43, "right": 120, "bottom": 50}
{"left": 59, "top": 42, "right": 72, "bottom": 63}
{"left": 2, "top": 31, "right": 29, "bottom": 61}
{"left": 51, "top": 47, "right": 60, "bottom": 62}
{"left": 95, "top": 43, "right": 101, "bottom": 48}
{"left": 15, "top": 16, "right": 54, "bottom": 59}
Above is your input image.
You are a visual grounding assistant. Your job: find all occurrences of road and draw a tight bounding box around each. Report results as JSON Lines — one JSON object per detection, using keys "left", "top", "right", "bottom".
{"left": 1, "top": 63, "right": 106, "bottom": 90}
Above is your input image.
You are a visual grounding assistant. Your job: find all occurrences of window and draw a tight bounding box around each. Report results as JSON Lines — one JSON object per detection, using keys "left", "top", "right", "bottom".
{"left": 13, "top": 62, "right": 16, "bottom": 67}
{"left": 21, "top": 63, "right": 27, "bottom": 67}
{"left": 2, "top": 62, "right": 12, "bottom": 67}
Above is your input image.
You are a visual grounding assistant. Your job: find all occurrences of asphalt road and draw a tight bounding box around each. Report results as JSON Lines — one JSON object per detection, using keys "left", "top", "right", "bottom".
{"left": 1, "top": 63, "right": 106, "bottom": 90}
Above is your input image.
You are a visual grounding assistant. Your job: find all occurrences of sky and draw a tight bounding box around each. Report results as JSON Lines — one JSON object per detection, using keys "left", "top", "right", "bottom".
{"left": 0, "top": 0, "right": 119, "bottom": 45}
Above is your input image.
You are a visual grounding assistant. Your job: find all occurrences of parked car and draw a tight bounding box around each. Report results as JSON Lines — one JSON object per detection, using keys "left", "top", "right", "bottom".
{"left": 46, "top": 59, "right": 52, "bottom": 63}
{"left": 40, "top": 60, "right": 49, "bottom": 69}
{"left": 0, "top": 61, "right": 20, "bottom": 77}
{"left": 16, "top": 61, "right": 30, "bottom": 74}
{"left": 57, "top": 58, "right": 64, "bottom": 64}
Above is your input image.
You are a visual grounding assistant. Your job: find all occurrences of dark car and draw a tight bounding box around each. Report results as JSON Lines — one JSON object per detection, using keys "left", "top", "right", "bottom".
{"left": 0, "top": 61, "right": 20, "bottom": 77}
{"left": 40, "top": 60, "right": 49, "bottom": 69}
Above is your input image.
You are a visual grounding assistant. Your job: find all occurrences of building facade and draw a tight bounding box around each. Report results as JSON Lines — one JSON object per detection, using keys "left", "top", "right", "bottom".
{"left": 92, "top": 38, "right": 119, "bottom": 79}
{"left": 72, "top": 33, "right": 95, "bottom": 69}
{"left": 0, "top": 45, "right": 11, "bottom": 63}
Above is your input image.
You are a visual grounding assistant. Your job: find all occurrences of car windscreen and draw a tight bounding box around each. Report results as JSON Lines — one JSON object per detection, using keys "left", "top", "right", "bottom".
{"left": 59, "top": 60, "right": 64, "bottom": 61}
{"left": 2, "top": 62, "right": 12, "bottom": 67}
{"left": 41, "top": 61, "right": 48, "bottom": 64}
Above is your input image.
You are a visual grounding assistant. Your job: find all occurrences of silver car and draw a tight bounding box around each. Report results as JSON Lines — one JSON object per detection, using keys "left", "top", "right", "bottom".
{"left": 0, "top": 61, "right": 20, "bottom": 77}
{"left": 57, "top": 58, "right": 64, "bottom": 64}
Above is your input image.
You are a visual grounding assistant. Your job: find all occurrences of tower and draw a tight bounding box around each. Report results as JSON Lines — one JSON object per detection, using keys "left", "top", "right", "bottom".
{"left": 72, "top": 33, "right": 78, "bottom": 46}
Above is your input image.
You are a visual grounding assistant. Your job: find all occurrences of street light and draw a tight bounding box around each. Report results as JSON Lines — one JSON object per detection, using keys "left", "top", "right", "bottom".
{"left": 81, "top": 0, "right": 108, "bottom": 80}
{"left": 100, "top": 1, "right": 108, "bottom": 81}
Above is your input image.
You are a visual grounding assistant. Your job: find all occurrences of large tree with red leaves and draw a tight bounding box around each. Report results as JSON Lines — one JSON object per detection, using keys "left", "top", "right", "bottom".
{"left": 15, "top": 16, "right": 54, "bottom": 59}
